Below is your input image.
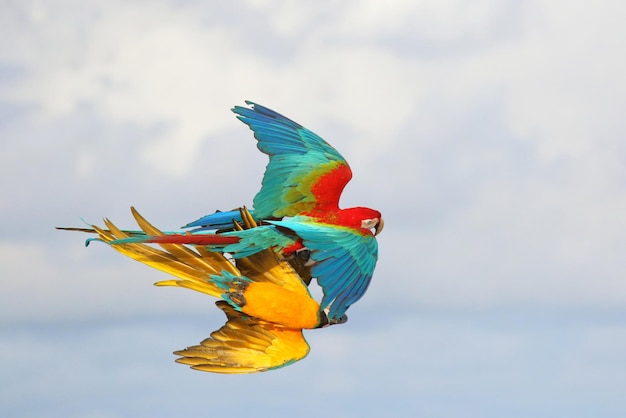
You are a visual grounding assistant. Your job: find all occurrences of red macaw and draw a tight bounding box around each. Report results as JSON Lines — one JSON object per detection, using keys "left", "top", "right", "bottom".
{"left": 86, "top": 207, "right": 331, "bottom": 373}
{"left": 115, "top": 102, "right": 384, "bottom": 322}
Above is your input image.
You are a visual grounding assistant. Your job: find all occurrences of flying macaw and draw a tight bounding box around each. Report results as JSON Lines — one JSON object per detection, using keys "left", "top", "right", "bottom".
{"left": 86, "top": 207, "right": 332, "bottom": 373}
{"left": 113, "top": 101, "right": 384, "bottom": 321}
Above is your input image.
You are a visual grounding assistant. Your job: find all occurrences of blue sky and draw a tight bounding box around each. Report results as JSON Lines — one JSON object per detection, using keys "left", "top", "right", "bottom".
{"left": 2, "top": 1, "right": 626, "bottom": 417}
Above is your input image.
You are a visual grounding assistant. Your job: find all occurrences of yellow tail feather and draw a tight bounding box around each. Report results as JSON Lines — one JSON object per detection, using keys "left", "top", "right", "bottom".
{"left": 82, "top": 206, "right": 319, "bottom": 373}
{"left": 91, "top": 207, "right": 238, "bottom": 298}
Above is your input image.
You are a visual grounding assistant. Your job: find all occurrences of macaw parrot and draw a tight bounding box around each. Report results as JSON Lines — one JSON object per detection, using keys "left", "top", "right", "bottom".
{"left": 113, "top": 101, "right": 384, "bottom": 321}
{"left": 85, "top": 207, "right": 331, "bottom": 373}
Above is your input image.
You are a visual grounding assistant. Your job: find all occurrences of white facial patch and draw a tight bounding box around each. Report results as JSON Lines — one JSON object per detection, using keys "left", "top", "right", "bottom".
{"left": 361, "top": 218, "right": 379, "bottom": 230}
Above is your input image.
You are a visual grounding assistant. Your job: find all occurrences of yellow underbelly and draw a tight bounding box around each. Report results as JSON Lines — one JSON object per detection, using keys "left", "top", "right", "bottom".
{"left": 241, "top": 282, "right": 320, "bottom": 329}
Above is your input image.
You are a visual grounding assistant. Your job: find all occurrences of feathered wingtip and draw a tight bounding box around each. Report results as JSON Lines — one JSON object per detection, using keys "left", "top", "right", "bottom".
{"left": 231, "top": 100, "right": 303, "bottom": 131}
{"left": 173, "top": 301, "right": 310, "bottom": 374}
{"left": 182, "top": 208, "right": 255, "bottom": 231}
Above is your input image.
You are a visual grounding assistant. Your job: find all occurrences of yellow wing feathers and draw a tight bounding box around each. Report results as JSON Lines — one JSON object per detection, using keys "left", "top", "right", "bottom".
{"left": 174, "top": 301, "right": 310, "bottom": 374}
{"left": 86, "top": 207, "right": 317, "bottom": 373}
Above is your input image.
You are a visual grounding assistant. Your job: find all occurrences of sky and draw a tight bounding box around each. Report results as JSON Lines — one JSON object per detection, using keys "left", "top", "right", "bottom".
{"left": 2, "top": 0, "right": 626, "bottom": 416}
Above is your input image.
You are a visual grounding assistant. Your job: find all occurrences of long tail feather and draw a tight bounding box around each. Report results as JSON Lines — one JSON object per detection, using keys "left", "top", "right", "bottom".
{"left": 55, "top": 226, "right": 148, "bottom": 237}
{"left": 110, "top": 233, "right": 241, "bottom": 246}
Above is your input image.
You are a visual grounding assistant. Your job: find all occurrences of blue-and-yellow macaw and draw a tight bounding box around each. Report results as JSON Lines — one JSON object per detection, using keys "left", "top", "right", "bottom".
{"left": 86, "top": 207, "right": 330, "bottom": 373}
{"left": 114, "top": 102, "right": 384, "bottom": 321}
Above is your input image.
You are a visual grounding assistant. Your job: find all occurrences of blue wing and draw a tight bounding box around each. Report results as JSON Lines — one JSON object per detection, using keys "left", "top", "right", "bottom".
{"left": 268, "top": 219, "right": 378, "bottom": 320}
{"left": 183, "top": 209, "right": 249, "bottom": 231}
{"left": 232, "top": 101, "right": 352, "bottom": 219}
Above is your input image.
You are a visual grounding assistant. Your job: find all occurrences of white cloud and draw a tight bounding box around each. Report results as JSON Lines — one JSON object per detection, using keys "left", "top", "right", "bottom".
{"left": 501, "top": 1, "right": 626, "bottom": 159}
{"left": 3, "top": 1, "right": 274, "bottom": 177}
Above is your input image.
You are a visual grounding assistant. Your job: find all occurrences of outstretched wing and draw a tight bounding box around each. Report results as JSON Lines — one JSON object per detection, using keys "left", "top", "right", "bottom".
{"left": 233, "top": 101, "right": 353, "bottom": 218}
{"left": 268, "top": 219, "right": 379, "bottom": 321}
{"left": 174, "top": 301, "right": 310, "bottom": 374}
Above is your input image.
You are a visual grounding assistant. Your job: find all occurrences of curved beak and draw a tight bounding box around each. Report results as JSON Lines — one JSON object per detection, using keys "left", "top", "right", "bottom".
{"left": 374, "top": 217, "right": 384, "bottom": 236}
